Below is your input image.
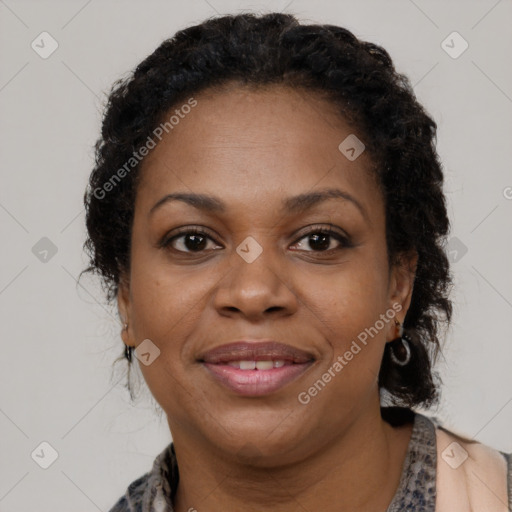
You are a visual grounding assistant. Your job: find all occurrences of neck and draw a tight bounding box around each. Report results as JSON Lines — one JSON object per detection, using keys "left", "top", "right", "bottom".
{"left": 171, "top": 397, "right": 413, "bottom": 512}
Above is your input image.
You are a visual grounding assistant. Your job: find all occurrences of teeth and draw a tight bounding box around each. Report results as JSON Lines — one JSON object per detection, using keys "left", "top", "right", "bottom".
{"left": 226, "top": 360, "right": 287, "bottom": 370}
{"left": 255, "top": 360, "right": 273, "bottom": 370}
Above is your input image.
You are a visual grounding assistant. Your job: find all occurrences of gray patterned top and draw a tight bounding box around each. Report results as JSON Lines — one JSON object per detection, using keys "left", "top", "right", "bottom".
{"left": 109, "top": 408, "right": 512, "bottom": 511}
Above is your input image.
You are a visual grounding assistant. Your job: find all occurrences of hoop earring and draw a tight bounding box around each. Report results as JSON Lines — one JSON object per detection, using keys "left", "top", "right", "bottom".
{"left": 390, "top": 319, "right": 411, "bottom": 366}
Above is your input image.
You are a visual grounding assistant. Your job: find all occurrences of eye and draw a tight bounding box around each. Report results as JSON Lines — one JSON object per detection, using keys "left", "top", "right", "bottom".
{"left": 291, "top": 225, "right": 352, "bottom": 253}
{"left": 160, "top": 224, "right": 352, "bottom": 255}
{"left": 160, "top": 227, "right": 221, "bottom": 253}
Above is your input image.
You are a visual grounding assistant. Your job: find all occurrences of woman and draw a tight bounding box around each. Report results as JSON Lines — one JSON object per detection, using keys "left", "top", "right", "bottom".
{"left": 82, "top": 12, "right": 512, "bottom": 512}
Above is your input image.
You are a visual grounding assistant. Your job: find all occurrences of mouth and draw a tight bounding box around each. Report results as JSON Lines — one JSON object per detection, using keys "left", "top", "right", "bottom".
{"left": 198, "top": 341, "right": 315, "bottom": 397}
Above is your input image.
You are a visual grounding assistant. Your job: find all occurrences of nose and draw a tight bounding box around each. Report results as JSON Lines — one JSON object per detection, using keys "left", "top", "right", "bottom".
{"left": 212, "top": 242, "right": 299, "bottom": 321}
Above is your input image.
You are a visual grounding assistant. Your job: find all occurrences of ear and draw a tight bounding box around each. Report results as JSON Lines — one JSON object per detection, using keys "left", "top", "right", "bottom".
{"left": 386, "top": 249, "right": 418, "bottom": 341}
{"left": 117, "top": 273, "right": 135, "bottom": 347}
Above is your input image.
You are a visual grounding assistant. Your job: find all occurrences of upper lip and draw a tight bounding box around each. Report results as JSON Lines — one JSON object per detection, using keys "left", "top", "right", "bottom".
{"left": 198, "top": 341, "right": 315, "bottom": 364}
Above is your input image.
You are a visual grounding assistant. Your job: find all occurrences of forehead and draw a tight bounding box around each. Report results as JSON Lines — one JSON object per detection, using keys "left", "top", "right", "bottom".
{"left": 136, "top": 84, "right": 382, "bottom": 220}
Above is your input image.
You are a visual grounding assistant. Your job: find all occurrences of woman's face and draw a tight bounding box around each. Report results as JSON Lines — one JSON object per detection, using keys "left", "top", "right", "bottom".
{"left": 119, "top": 84, "right": 416, "bottom": 465}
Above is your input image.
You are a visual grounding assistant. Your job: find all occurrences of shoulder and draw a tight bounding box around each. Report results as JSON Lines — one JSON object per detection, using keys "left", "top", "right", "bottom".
{"left": 107, "top": 442, "right": 177, "bottom": 512}
{"left": 429, "top": 416, "right": 512, "bottom": 512}
{"left": 107, "top": 471, "right": 152, "bottom": 512}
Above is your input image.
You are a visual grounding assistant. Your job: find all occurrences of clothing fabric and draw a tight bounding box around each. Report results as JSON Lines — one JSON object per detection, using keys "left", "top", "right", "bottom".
{"left": 109, "top": 408, "right": 512, "bottom": 511}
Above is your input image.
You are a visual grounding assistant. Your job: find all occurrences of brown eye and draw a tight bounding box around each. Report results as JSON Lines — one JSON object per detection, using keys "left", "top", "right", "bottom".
{"left": 291, "top": 227, "right": 352, "bottom": 253}
{"left": 160, "top": 225, "right": 352, "bottom": 255}
{"left": 161, "top": 228, "right": 221, "bottom": 253}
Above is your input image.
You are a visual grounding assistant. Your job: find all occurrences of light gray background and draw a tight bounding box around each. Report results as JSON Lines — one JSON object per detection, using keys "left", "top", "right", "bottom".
{"left": 1, "top": 0, "right": 511, "bottom": 510}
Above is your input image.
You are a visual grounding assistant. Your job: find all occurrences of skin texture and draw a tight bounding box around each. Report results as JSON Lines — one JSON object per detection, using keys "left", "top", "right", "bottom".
{"left": 118, "top": 84, "right": 419, "bottom": 512}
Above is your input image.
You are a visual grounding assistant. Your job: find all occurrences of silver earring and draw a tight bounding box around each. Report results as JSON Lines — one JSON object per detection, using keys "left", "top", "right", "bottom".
{"left": 389, "top": 319, "right": 411, "bottom": 366}
{"left": 390, "top": 334, "right": 411, "bottom": 366}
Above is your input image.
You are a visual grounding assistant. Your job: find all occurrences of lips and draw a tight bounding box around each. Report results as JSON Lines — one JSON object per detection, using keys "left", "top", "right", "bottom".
{"left": 199, "top": 341, "right": 314, "bottom": 364}
{"left": 198, "top": 341, "right": 315, "bottom": 396}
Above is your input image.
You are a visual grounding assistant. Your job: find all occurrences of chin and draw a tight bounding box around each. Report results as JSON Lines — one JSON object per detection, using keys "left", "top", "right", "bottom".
{"left": 205, "top": 416, "right": 310, "bottom": 467}
{"left": 228, "top": 438, "right": 301, "bottom": 468}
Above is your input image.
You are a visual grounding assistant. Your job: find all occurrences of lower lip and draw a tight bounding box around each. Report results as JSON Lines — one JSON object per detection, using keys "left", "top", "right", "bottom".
{"left": 203, "top": 362, "right": 313, "bottom": 396}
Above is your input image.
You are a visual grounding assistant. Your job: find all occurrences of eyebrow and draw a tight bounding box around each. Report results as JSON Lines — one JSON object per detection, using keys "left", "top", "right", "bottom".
{"left": 149, "top": 187, "right": 369, "bottom": 222}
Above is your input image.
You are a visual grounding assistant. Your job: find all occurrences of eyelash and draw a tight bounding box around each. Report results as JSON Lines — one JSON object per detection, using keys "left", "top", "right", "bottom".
{"left": 159, "top": 224, "right": 353, "bottom": 255}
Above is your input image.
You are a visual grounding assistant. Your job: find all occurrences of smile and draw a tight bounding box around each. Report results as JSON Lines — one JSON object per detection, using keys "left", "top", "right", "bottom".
{"left": 199, "top": 340, "right": 315, "bottom": 396}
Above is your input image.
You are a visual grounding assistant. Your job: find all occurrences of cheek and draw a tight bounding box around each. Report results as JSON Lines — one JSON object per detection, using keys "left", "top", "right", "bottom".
{"left": 127, "top": 245, "right": 234, "bottom": 410}
{"left": 130, "top": 269, "right": 208, "bottom": 365}
{"left": 305, "top": 255, "right": 389, "bottom": 337}
{"left": 128, "top": 231, "right": 214, "bottom": 338}
{"left": 130, "top": 273, "right": 204, "bottom": 420}
{"left": 301, "top": 253, "right": 390, "bottom": 383}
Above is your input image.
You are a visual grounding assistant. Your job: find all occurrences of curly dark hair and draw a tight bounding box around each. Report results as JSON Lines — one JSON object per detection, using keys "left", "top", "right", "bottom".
{"left": 82, "top": 12, "right": 453, "bottom": 409}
